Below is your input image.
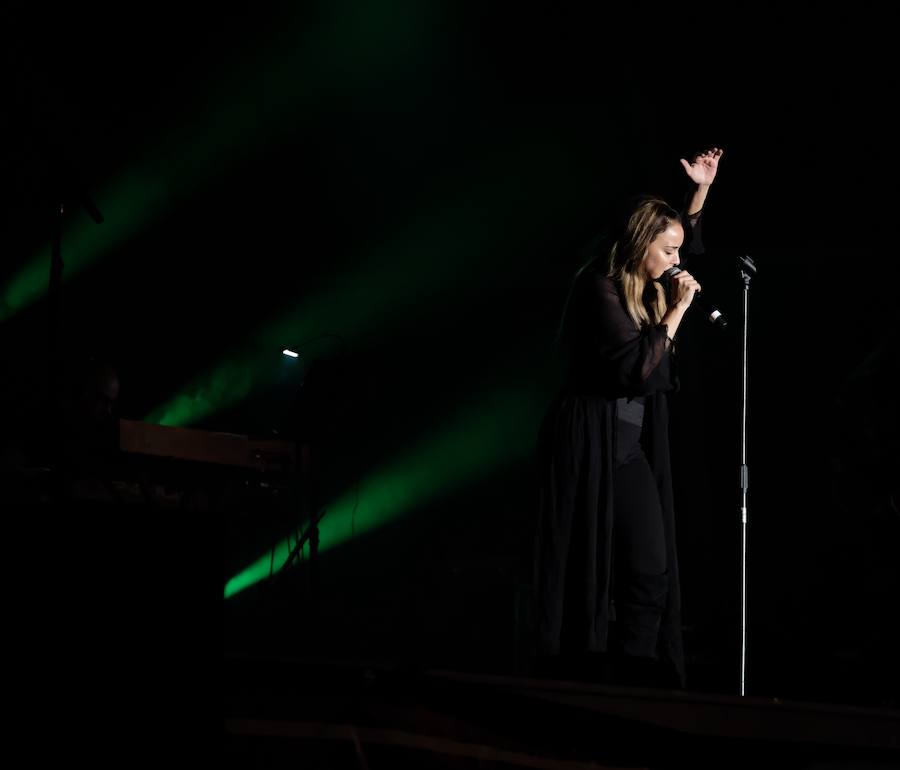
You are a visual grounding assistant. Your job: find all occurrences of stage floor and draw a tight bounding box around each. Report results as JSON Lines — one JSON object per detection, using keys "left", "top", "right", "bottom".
{"left": 224, "top": 655, "right": 900, "bottom": 769}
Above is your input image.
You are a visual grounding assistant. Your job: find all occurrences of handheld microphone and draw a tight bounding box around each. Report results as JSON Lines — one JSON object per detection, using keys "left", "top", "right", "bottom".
{"left": 661, "top": 266, "right": 727, "bottom": 329}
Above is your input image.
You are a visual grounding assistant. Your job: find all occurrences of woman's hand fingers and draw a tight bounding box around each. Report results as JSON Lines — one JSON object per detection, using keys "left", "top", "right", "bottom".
{"left": 672, "top": 272, "right": 701, "bottom": 305}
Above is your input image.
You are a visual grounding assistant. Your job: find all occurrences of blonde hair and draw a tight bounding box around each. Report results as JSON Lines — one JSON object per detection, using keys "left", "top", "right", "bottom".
{"left": 606, "top": 197, "right": 681, "bottom": 329}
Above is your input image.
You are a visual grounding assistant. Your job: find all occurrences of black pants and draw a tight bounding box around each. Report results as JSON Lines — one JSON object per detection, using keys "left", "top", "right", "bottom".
{"left": 612, "top": 411, "right": 668, "bottom": 660}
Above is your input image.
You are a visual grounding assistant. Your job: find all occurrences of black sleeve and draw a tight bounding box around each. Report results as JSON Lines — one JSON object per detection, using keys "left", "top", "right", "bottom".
{"left": 680, "top": 207, "right": 704, "bottom": 266}
{"left": 576, "top": 273, "right": 675, "bottom": 395}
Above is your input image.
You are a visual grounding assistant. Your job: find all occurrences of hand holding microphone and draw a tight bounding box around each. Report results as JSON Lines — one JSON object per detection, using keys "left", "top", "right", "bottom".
{"left": 662, "top": 265, "right": 727, "bottom": 329}
{"left": 666, "top": 267, "right": 702, "bottom": 309}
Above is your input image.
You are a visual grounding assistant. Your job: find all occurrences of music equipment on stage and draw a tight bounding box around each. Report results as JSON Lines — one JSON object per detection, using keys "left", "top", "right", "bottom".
{"left": 118, "top": 419, "right": 297, "bottom": 474}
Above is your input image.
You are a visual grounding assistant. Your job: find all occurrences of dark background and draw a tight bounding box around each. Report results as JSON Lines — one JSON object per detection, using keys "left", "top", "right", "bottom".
{"left": 2, "top": 4, "right": 897, "bottom": 708}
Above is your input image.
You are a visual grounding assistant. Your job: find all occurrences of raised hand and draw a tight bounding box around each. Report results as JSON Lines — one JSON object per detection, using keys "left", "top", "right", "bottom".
{"left": 680, "top": 147, "right": 724, "bottom": 186}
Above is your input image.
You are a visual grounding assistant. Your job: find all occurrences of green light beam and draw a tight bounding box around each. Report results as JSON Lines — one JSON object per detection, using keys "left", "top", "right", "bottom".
{"left": 224, "top": 380, "right": 542, "bottom": 598}
{"left": 146, "top": 140, "right": 579, "bottom": 427}
{"left": 1, "top": 4, "right": 447, "bottom": 322}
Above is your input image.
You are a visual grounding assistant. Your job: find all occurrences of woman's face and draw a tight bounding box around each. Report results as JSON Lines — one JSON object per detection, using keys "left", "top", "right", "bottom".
{"left": 643, "top": 221, "right": 684, "bottom": 280}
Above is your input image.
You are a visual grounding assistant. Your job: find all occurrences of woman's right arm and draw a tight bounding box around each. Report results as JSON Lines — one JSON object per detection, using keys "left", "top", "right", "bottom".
{"left": 583, "top": 275, "right": 676, "bottom": 392}
{"left": 660, "top": 270, "right": 702, "bottom": 341}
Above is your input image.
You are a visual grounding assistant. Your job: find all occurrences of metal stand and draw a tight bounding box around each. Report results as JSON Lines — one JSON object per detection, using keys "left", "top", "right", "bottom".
{"left": 273, "top": 337, "right": 348, "bottom": 599}
{"left": 738, "top": 254, "right": 756, "bottom": 696}
{"left": 279, "top": 499, "right": 324, "bottom": 599}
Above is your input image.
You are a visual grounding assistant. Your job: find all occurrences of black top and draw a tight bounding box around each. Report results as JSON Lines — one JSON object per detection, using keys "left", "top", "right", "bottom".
{"left": 566, "top": 272, "right": 676, "bottom": 397}
{"left": 563, "top": 208, "right": 702, "bottom": 398}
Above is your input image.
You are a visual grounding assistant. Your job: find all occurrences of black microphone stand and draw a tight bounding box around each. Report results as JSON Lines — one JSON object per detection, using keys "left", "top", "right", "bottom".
{"left": 738, "top": 254, "right": 756, "bottom": 696}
